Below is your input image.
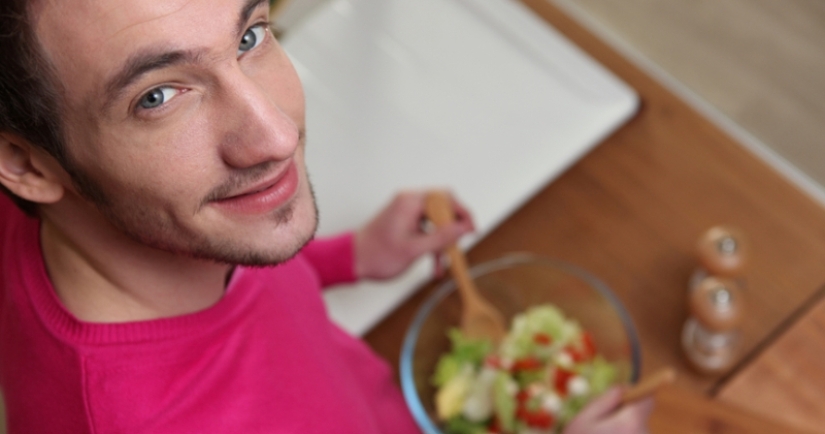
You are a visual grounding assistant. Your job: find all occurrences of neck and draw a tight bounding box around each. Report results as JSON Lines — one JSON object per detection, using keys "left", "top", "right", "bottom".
{"left": 39, "top": 202, "right": 232, "bottom": 323}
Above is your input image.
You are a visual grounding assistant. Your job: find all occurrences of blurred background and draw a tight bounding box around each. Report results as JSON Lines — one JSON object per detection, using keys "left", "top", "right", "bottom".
{"left": 275, "top": 0, "right": 825, "bottom": 196}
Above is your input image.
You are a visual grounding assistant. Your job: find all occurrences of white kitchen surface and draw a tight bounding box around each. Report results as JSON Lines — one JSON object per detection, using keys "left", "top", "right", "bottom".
{"left": 281, "top": 0, "right": 638, "bottom": 336}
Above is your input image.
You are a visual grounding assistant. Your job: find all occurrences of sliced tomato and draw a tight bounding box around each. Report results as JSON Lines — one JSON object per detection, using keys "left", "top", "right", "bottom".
{"left": 485, "top": 355, "right": 502, "bottom": 369}
{"left": 519, "top": 408, "right": 555, "bottom": 428}
{"left": 516, "top": 389, "right": 530, "bottom": 405}
{"left": 533, "top": 332, "right": 552, "bottom": 345}
{"left": 567, "top": 346, "right": 586, "bottom": 363}
{"left": 566, "top": 333, "right": 597, "bottom": 363}
{"left": 511, "top": 357, "right": 542, "bottom": 372}
{"left": 582, "top": 331, "right": 597, "bottom": 358}
{"left": 554, "top": 368, "right": 575, "bottom": 397}
{"left": 488, "top": 415, "right": 501, "bottom": 433}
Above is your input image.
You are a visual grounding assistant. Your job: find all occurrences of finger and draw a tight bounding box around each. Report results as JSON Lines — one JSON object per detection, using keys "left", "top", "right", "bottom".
{"left": 600, "top": 397, "right": 655, "bottom": 433}
{"left": 575, "top": 386, "right": 624, "bottom": 421}
{"left": 419, "top": 215, "right": 435, "bottom": 234}
{"left": 621, "top": 396, "right": 655, "bottom": 422}
{"left": 452, "top": 206, "right": 475, "bottom": 232}
{"left": 412, "top": 223, "right": 468, "bottom": 257}
{"left": 433, "top": 251, "right": 444, "bottom": 278}
{"left": 435, "top": 195, "right": 475, "bottom": 234}
{"left": 395, "top": 191, "right": 432, "bottom": 228}
{"left": 441, "top": 191, "right": 476, "bottom": 231}
{"left": 422, "top": 189, "right": 474, "bottom": 228}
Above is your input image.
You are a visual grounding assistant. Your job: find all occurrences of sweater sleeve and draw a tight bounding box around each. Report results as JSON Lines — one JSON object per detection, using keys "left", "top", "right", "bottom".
{"left": 300, "top": 232, "right": 358, "bottom": 288}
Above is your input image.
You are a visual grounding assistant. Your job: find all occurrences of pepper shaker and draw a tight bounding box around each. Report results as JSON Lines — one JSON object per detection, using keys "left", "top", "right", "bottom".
{"left": 682, "top": 276, "right": 745, "bottom": 374}
{"left": 690, "top": 226, "right": 748, "bottom": 291}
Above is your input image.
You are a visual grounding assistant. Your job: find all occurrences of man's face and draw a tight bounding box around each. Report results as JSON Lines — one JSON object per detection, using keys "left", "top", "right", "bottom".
{"left": 35, "top": 0, "right": 317, "bottom": 264}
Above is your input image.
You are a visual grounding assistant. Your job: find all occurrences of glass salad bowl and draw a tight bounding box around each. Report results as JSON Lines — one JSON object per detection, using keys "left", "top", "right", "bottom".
{"left": 400, "top": 253, "right": 641, "bottom": 434}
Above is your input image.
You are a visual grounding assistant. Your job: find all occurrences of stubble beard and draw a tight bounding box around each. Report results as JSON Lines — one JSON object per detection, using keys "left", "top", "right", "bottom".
{"left": 67, "top": 161, "right": 319, "bottom": 267}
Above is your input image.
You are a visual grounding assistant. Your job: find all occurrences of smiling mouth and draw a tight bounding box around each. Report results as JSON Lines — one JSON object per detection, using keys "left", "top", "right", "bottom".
{"left": 223, "top": 179, "right": 280, "bottom": 200}
{"left": 209, "top": 161, "right": 300, "bottom": 215}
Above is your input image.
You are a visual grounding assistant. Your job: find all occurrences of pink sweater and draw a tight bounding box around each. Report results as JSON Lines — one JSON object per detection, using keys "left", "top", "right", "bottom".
{"left": 0, "top": 195, "right": 420, "bottom": 434}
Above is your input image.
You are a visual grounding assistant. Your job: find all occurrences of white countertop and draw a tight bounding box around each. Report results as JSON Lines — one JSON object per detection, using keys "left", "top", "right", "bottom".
{"left": 281, "top": 0, "right": 638, "bottom": 336}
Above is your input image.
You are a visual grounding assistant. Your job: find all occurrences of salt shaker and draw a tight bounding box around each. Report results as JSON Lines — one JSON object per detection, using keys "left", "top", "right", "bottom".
{"left": 682, "top": 276, "right": 745, "bottom": 374}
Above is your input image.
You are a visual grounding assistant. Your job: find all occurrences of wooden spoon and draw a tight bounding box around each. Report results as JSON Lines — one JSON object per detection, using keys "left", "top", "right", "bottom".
{"left": 621, "top": 367, "right": 677, "bottom": 405}
{"left": 425, "top": 191, "right": 507, "bottom": 344}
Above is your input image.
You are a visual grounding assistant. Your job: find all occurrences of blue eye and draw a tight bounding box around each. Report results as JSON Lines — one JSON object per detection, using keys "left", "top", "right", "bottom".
{"left": 238, "top": 24, "right": 267, "bottom": 56}
{"left": 138, "top": 87, "right": 178, "bottom": 109}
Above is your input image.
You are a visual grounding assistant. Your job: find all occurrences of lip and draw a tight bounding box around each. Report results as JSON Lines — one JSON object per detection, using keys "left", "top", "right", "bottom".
{"left": 212, "top": 161, "right": 299, "bottom": 215}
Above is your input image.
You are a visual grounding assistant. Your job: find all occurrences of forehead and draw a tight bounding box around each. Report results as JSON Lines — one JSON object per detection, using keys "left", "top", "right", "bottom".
{"left": 34, "top": 0, "right": 250, "bottom": 105}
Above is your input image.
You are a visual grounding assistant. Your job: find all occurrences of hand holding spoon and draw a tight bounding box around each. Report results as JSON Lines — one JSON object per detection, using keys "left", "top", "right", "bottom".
{"left": 425, "top": 191, "right": 506, "bottom": 344}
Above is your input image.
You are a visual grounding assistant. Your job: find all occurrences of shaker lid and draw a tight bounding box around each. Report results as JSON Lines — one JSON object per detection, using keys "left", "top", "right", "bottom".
{"left": 690, "top": 276, "right": 745, "bottom": 332}
{"left": 697, "top": 226, "right": 748, "bottom": 277}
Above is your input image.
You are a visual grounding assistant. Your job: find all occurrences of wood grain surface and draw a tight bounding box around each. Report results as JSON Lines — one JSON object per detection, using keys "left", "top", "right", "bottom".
{"left": 717, "top": 289, "right": 825, "bottom": 433}
{"left": 364, "top": 0, "right": 825, "bottom": 399}
{"left": 650, "top": 385, "right": 818, "bottom": 434}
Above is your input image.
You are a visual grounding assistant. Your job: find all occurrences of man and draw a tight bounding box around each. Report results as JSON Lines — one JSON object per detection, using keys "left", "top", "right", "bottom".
{"left": 0, "top": 0, "right": 652, "bottom": 432}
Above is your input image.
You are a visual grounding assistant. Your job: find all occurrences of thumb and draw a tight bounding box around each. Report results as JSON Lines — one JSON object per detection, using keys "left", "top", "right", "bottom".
{"left": 413, "top": 223, "right": 467, "bottom": 256}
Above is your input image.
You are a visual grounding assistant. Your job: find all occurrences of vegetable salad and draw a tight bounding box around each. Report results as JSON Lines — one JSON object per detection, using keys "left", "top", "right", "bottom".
{"left": 432, "top": 305, "right": 617, "bottom": 434}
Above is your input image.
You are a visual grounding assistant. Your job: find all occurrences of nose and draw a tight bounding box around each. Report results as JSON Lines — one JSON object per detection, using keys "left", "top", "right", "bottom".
{"left": 216, "top": 67, "right": 300, "bottom": 170}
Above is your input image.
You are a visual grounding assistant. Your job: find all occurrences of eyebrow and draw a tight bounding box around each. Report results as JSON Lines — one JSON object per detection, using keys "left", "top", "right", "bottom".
{"left": 100, "top": 0, "right": 270, "bottom": 111}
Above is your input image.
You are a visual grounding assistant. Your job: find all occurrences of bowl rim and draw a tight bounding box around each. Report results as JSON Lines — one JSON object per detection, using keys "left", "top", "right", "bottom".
{"left": 399, "top": 252, "right": 642, "bottom": 434}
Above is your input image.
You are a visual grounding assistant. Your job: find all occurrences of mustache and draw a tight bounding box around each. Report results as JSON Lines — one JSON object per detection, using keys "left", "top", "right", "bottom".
{"left": 199, "top": 161, "right": 279, "bottom": 208}
{"left": 198, "top": 129, "right": 306, "bottom": 211}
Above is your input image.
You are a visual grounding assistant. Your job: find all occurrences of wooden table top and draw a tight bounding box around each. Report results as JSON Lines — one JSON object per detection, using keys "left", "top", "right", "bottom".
{"left": 717, "top": 288, "right": 825, "bottom": 432}
{"left": 363, "top": 0, "right": 825, "bottom": 430}
{"left": 650, "top": 385, "right": 816, "bottom": 434}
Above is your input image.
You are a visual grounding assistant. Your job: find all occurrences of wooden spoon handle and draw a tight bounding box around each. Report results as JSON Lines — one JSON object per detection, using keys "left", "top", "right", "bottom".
{"left": 424, "top": 191, "right": 456, "bottom": 227}
{"left": 424, "top": 191, "right": 506, "bottom": 343}
{"left": 621, "top": 367, "right": 676, "bottom": 405}
{"left": 425, "top": 192, "right": 477, "bottom": 299}
{"left": 443, "top": 245, "right": 481, "bottom": 302}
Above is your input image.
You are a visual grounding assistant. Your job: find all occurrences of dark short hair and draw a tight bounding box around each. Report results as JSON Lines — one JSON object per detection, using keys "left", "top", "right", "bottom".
{"left": 0, "top": 0, "right": 71, "bottom": 216}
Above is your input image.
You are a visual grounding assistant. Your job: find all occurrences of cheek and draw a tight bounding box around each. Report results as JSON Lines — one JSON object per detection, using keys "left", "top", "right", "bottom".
{"left": 141, "top": 125, "right": 220, "bottom": 197}
{"left": 90, "top": 119, "right": 222, "bottom": 204}
{"left": 252, "top": 48, "right": 306, "bottom": 126}
{"left": 279, "top": 73, "right": 305, "bottom": 127}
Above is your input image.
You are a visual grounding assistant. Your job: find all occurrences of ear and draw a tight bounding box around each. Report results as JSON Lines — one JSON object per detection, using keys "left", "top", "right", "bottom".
{"left": 0, "top": 133, "right": 66, "bottom": 204}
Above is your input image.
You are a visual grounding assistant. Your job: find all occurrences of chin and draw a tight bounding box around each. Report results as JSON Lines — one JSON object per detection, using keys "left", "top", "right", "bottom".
{"left": 108, "top": 180, "right": 319, "bottom": 267}
{"left": 218, "top": 180, "right": 319, "bottom": 266}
